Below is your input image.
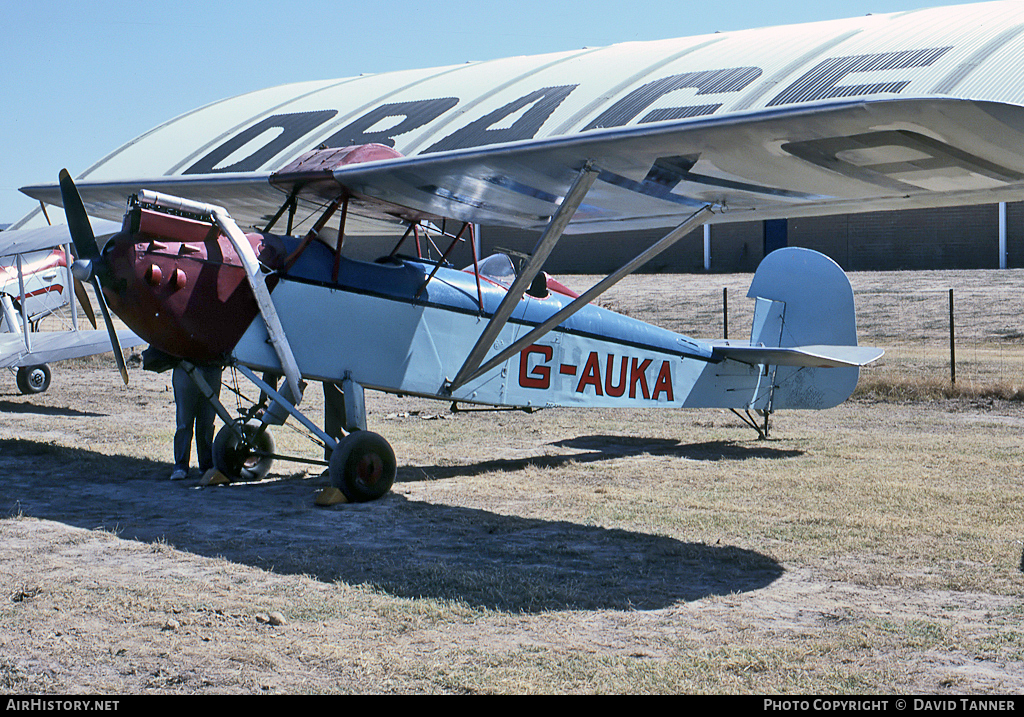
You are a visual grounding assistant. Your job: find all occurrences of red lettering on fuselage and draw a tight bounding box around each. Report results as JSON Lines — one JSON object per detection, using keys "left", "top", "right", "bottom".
{"left": 519, "top": 344, "right": 553, "bottom": 389}
{"left": 605, "top": 354, "right": 628, "bottom": 397}
{"left": 517, "top": 345, "right": 674, "bottom": 402}
{"left": 653, "top": 360, "right": 674, "bottom": 401}
{"left": 576, "top": 352, "right": 604, "bottom": 395}
{"left": 629, "top": 358, "right": 652, "bottom": 399}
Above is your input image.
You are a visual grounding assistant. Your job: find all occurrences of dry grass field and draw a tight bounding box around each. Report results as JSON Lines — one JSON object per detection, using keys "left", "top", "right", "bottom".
{"left": 0, "top": 269, "right": 1022, "bottom": 694}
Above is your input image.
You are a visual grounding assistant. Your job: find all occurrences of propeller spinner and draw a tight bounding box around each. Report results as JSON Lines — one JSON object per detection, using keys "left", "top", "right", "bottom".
{"left": 58, "top": 169, "right": 129, "bottom": 385}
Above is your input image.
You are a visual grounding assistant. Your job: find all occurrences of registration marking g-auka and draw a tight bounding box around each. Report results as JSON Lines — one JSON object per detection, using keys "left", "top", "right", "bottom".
{"left": 519, "top": 344, "right": 674, "bottom": 401}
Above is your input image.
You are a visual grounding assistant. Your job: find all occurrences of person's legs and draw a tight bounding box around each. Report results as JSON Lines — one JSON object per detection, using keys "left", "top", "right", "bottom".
{"left": 171, "top": 366, "right": 196, "bottom": 479}
{"left": 195, "top": 366, "right": 222, "bottom": 472}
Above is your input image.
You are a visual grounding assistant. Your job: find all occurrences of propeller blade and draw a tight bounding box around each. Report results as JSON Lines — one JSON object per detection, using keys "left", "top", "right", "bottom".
{"left": 73, "top": 277, "right": 98, "bottom": 330}
{"left": 92, "top": 275, "right": 129, "bottom": 386}
{"left": 59, "top": 170, "right": 127, "bottom": 385}
{"left": 58, "top": 169, "right": 100, "bottom": 262}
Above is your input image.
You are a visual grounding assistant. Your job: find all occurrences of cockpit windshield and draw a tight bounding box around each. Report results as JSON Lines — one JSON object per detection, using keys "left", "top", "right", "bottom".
{"left": 470, "top": 253, "right": 516, "bottom": 286}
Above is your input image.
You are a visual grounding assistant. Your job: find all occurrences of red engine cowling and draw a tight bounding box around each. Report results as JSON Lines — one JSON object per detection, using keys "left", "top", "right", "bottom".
{"left": 104, "top": 207, "right": 273, "bottom": 361}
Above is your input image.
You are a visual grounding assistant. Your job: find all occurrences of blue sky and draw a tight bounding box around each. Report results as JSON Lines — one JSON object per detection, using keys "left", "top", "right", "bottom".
{"left": 0, "top": 0, "right": 994, "bottom": 223}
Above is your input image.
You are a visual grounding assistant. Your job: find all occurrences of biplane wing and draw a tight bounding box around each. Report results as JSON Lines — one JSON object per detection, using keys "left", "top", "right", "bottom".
{"left": 0, "top": 221, "right": 144, "bottom": 393}
{"left": 0, "top": 220, "right": 122, "bottom": 258}
{"left": 0, "top": 328, "right": 143, "bottom": 370}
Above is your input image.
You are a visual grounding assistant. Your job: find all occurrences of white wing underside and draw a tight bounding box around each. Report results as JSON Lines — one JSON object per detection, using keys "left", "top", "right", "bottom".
{"left": 0, "top": 220, "right": 123, "bottom": 258}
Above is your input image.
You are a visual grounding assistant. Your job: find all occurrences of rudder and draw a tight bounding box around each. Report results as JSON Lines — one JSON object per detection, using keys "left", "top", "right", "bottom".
{"left": 747, "top": 247, "right": 861, "bottom": 409}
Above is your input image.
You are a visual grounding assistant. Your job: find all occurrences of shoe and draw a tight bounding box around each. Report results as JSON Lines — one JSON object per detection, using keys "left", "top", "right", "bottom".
{"left": 169, "top": 468, "right": 188, "bottom": 481}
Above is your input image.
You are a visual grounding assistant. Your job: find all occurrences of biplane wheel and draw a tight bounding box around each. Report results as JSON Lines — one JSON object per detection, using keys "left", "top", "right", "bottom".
{"left": 16, "top": 364, "right": 51, "bottom": 395}
{"left": 329, "top": 431, "right": 396, "bottom": 502}
{"left": 212, "top": 419, "right": 276, "bottom": 482}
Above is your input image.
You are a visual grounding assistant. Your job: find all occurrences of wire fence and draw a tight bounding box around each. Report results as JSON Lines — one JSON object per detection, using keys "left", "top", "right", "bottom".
{"left": 853, "top": 284, "right": 1024, "bottom": 395}
{"left": 587, "top": 270, "right": 1024, "bottom": 398}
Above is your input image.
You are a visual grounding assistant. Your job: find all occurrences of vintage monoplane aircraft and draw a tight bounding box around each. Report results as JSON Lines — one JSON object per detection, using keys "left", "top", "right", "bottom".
{"left": 16, "top": 1, "right": 1024, "bottom": 502}
{"left": 0, "top": 222, "right": 143, "bottom": 394}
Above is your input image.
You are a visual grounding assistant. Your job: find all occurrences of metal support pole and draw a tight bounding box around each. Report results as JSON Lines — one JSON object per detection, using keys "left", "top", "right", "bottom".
{"left": 64, "top": 244, "right": 78, "bottom": 331}
{"left": 723, "top": 287, "right": 729, "bottom": 340}
{"left": 703, "top": 224, "right": 711, "bottom": 271}
{"left": 15, "top": 255, "right": 30, "bottom": 350}
{"left": 999, "top": 202, "right": 1007, "bottom": 269}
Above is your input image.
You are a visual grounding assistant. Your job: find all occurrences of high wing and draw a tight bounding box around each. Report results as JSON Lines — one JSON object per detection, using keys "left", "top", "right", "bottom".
{"left": 19, "top": 1, "right": 1024, "bottom": 236}
{"left": 20, "top": 98, "right": 1024, "bottom": 234}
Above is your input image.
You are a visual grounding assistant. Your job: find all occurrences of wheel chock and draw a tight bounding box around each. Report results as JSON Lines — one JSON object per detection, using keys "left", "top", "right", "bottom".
{"left": 315, "top": 486, "right": 349, "bottom": 506}
{"left": 201, "top": 468, "right": 230, "bottom": 486}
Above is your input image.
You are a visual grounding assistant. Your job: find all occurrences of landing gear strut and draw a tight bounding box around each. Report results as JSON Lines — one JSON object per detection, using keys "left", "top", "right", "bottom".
{"left": 730, "top": 408, "right": 771, "bottom": 439}
{"left": 191, "top": 362, "right": 397, "bottom": 502}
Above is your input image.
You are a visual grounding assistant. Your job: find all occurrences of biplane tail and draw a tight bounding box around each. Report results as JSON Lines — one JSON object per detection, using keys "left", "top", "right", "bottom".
{"left": 710, "top": 247, "right": 882, "bottom": 410}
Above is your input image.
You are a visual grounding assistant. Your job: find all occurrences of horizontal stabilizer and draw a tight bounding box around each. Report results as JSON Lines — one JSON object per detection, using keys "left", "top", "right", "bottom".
{"left": 711, "top": 343, "right": 883, "bottom": 368}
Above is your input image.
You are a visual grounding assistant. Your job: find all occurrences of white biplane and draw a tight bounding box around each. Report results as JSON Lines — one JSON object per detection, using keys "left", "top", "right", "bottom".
{"left": 15, "top": 1, "right": 1024, "bottom": 502}
{"left": 0, "top": 221, "right": 143, "bottom": 394}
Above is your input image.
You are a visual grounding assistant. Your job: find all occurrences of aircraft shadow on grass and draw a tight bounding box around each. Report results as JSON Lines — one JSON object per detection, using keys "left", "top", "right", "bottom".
{"left": 0, "top": 399, "right": 105, "bottom": 418}
{"left": 1, "top": 438, "right": 784, "bottom": 612}
{"left": 403, "top": 434, "right": 803, "bottom": 482}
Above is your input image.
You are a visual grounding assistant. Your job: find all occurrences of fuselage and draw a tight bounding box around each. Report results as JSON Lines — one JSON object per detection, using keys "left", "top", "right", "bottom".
{"left": 0, "top": 248, "right": 68, "bottom": 330}
{"left": 100, "top": 201, "right": 766, "bottom": 410}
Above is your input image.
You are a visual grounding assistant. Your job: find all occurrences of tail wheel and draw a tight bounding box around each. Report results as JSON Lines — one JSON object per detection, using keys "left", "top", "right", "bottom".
{"left": 212, "top": 419, "right": 276, "bottom": 482}
{"left": 16, "top": 364, "right": 51, "bottom": 395}
{"left": 329, "top": 431, "right": 396, "bottom": 502}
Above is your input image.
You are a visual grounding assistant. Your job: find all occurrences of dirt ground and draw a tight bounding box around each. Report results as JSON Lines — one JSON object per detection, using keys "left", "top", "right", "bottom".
{"left": 1, "top": 359, "right": 1021, "bottom": 694}
{"left": 2, "top": 267, "right": 1023, "bottom": 694}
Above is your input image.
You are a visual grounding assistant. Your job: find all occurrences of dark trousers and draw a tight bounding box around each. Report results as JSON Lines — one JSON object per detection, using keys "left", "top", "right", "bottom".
{"left": 172, "top": 364, "right": 222, "bottom": 471}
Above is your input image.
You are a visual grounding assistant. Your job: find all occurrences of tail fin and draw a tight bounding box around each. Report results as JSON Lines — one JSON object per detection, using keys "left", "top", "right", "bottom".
{"left": 716, "top": 247, "right": 880, "bottom": 409}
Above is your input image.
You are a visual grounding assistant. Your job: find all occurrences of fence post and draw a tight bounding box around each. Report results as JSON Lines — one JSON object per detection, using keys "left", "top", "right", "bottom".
{"left": 723, "top": 287, "right": 728, "bottom": 340}
{"left": 949, "top": 288, "right": 956, "bottom": 386}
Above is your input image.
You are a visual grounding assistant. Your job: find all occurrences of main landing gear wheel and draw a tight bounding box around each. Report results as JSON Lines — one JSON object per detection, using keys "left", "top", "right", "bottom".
{"left": 212, "top": 419, "right": 276, "bottom": 482}
{"left": 329, "top": 431, "right": 396, "bottom": 502}
{"left": 16, "top": 364, "right": 51, "bottom": 395}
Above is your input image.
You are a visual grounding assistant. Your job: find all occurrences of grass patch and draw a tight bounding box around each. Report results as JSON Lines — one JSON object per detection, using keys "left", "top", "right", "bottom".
{"left": 854, "top": 375, "right": 1024, "bottom": 402}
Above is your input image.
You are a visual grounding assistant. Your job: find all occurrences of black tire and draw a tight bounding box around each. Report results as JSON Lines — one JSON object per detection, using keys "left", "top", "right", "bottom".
{"left": 16, "top": 364, "right": 51, "bottom": 395}
{"left": 212, "top": 419, "right": 276, "bottom": 482}
{"left": 329, "top": 431, "right": 396, "bottom": 502}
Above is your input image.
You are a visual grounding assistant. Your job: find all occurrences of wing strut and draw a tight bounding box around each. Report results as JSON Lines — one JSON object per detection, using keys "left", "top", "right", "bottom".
{"left": 447, "top": 163, "right": 600, "bottom": 392}
{"left": 15, "top": 255, "right": 31, "bottom": 350}
{"left": 446, "top": 196, "right": 717, "bottom": 393}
